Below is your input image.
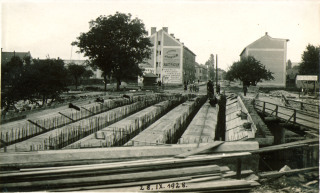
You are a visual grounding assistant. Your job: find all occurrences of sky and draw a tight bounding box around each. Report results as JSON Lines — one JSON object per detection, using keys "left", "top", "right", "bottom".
{"left": 1, "top": 0, "right": 320, "bottom": 70}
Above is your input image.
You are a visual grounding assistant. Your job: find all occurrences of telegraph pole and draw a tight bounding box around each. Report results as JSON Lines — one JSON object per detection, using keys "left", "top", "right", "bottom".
{"left": 216, "top": 54, "right": 218, "bottom": 89}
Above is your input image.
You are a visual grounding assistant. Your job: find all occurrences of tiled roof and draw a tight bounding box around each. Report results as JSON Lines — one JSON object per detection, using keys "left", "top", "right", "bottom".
{"left": 1, "top": 51, "right": 31, "bottom": 64}
{"left": 143, "top": 72, "right": 158, "bottom": 78}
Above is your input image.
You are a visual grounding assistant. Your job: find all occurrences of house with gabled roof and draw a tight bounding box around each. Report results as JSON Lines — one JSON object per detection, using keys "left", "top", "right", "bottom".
{"left": 240, "top": 32, "right": 289, "bottom": 87}
{"left": 139, "top": 27, "right": 196, "bottom": 85}
{"left": 1, "top": 50, "right": 32, "bottom": 65}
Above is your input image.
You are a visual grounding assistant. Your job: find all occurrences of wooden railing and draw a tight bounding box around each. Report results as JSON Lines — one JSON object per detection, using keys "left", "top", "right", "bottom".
{"left": 254, "top": 100, "right": 319, "bottom": 130}
{"left": 281, "top": 94, "right": 319, "bottom": 114}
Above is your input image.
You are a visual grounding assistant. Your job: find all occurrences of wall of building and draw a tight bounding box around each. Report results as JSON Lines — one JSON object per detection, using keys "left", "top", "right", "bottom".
{"left": 241, "top": 34, "right": 287, "bottom": 87}
{"left": 140, "top": 27, "right": 196, "bottom": 85}
{"left": 183, "top": 48, "right": 196, "bottom": 84}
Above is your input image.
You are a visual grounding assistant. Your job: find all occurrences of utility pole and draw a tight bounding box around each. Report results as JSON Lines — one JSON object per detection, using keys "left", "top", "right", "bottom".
{"left": 216, "top": 54, "right": 218, "bottom": 89}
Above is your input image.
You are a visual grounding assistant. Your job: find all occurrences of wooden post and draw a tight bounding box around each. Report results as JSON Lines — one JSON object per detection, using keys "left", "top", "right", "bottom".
{"left": 262, "top": 102, "right": 266, "bottom": 115}
{"left": 236, "top": 158, "right": 242, "bottom": 179}
{"left": 275, "top": 105, "right": 278, "bottom": 117}
{"left": 293, "top": 110, "right": 296, "bottom": 123}
{"left": 303, "top": 146, "right": 308, "bottom": 168}
{"left": 300, "top": 102, "right": 303, "bottom": 110}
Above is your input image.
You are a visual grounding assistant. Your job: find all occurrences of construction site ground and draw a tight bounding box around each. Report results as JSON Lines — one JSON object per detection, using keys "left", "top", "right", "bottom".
{"left": 1, "top": 82, "right": 319, "bottom": 192}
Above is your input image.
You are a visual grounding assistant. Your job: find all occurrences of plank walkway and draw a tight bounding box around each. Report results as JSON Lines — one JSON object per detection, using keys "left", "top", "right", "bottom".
{"left": 255, "top": 100, "right": 319, "bottom": 131}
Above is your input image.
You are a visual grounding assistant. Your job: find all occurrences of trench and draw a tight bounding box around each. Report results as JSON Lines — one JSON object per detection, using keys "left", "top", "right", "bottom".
{"left": 257, "top": 115, "right": 318, "bottom": 172}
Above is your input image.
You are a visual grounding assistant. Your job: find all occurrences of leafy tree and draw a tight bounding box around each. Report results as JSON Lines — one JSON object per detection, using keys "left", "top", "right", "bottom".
{"left": 299, "top": 44, "right": 319, "bottom": 77}
{"left": 287, "top": 59, "right": 292, "bottom": 70}
{"left": 73, "top": 12, "right": 152, "bottom": 91}
{"left": 68, "top": 64, "right": 87, "bottom": 89}
{"left": 226, "top": 56, "right": 274, "bottom": 86}
{"left": 83, "top": 69, "right": 94, "bottom": 80}
{"left": 32, "top": 58, "right": 68, "bottom": 105}
{"left": 205, "top": 54, "right": 215, "bottom": 81}
{"left": 208, "top": 66, "right": 215, "bottom": 81}
{"left": 1, "top": 56, "right": 25, "bottom": 110}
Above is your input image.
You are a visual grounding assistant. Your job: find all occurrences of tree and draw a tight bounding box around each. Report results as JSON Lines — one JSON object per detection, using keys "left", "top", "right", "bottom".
{"left": 287, "top": 59, "right": 292, "bottom": 70}
{"left": 226, "top": 56, "right": 274, "bottom": 86}
{"left": 83, "top": 69, "right": 94, "bottom": 80}
{"left": 299, "top": 44, "right": 319, "bottom": 77}
{"left": 31, "top": 58, "right": 68, "bottom": 105}
{"left": 208, "top": 66, "right": 215, "bottom": 81}
{"left": 68, "top": 64, "right": 87, "bottom": 89}
{"left": 205, "top": 54, "right": 215, "bottom": 81}
{"left": 1, "top": 56, "right": 25, "bottom": 110}
{"left": 72, "top": 12, "right": 152, "bottom": 91}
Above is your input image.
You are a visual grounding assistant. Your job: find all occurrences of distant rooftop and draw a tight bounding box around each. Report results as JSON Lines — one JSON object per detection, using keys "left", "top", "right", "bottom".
{"left": 1, "top": 51, "right": 31, "bottom": 65}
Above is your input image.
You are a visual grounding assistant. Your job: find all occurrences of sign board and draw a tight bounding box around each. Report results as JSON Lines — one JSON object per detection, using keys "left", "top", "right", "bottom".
{"left": 163, "top": 48, "right": 180, "bottom": 68}
{"left": 162, "top": 68, "right": 182, "bottom": 84}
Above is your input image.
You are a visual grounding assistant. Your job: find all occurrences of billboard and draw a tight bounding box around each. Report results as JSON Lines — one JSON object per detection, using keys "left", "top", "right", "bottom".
{"left": 162, "top": 68, "right": 182, "bottom": 84}
{"left": 163, "top": 48, "right": 181, "bottom": 68}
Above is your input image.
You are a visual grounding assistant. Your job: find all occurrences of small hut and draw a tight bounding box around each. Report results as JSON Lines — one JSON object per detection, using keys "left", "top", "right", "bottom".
{"left": 295, "top": 75, "right": 318, "bottom": 93}
{"left": 143, "top": 73, "right": 158, "bottom": 86}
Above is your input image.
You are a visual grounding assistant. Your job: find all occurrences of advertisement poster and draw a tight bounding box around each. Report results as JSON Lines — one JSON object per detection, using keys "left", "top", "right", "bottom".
{"left": 163, "top": 48, "right": 181, "bottom": 68}
{"left": 162, "top": 68, "right": 182, "bottom": 84}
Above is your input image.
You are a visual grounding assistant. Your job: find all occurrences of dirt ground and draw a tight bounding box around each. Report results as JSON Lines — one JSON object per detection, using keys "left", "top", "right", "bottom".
{"left": 250, "top": 171, "right": 319, "bottom": 193}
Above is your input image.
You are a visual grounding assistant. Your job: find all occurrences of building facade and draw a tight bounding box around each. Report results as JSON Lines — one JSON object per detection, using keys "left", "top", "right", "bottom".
{"left": 240, "top": 32, "right": 289, "bottom": 87}
{"left": 194, "top": 62, "right": 208, "bottom": 82}
{"left": 139, "top": 27, "right": 196, "bottom": 85}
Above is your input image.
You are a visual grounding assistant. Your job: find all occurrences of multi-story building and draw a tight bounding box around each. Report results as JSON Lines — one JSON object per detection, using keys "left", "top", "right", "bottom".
{"left": 194, "top": 62, "right": 207, "bottom": 82}
{"left": 240, "top": 32, "right": 289, "bottom": 87}
{"left": 139, "top": 27, "right": 196, "bottom": 85}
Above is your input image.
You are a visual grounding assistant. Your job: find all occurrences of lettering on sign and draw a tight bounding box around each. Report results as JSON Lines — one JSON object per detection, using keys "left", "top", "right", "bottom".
{"left": 163, "top": 48, "right": 180, "bottom": 68}
{"left": 163, "top": 68, "right": 182, "bottom": 84}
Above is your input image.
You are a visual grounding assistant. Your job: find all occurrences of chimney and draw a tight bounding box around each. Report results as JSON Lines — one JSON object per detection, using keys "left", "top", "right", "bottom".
{"left": 177, "top": 39, "right": 180, "bottom": 42}
{"left": 170, "top": 33, "right": 175, "bottom": 37}
{"left": 151, "top": 27, "right": 157, "bottom": 35}
{"left": 265, "top": 32, "right": 268, "bottom": 36}
{"left": 162, "top": 27, "right": 168, "bottom": 33}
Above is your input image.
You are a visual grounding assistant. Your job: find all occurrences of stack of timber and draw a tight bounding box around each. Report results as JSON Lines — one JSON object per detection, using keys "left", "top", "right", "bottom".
{"left": 1, "top": 94, "right": 171, "bottom": 152}
{"left": 0, "top": 152, "right": 259, "bottom": 192}
{"left": 0, "top": 141, "right": 259, "bottom": 168}
{"left": 225, "top": 96, "right": 255, "bottom": 141}
{"left": 0, "top": 97, "right": 131, "bottom": 148}
{"left": 125, "top": 95, "right": 207, "bottom": 146}
{"left": 64, "top": 98, "right": 185, "bottom": 149}
{"left": 178, "top": 102, "right": 218, "bottom": 144}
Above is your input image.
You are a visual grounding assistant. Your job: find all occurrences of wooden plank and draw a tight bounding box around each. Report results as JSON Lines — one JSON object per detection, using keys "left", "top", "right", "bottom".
{"left": 0, "top": 142, "right": 259, "bottom": 168}
{"left": 3, "top": 154, "right": 242, "bottom": 179}
{"left": 0, "top": 165, "right": 221, "bottom": 190}
{"left": 50, "top": 176, "right": 192, "bottom": 192}
{"left": 259, "top": 166, "right": 318, "bottom": 178}
{"left": 251, "top": 138, "right": 319, "bottom": 154}
{"left": 99, "top": 179, "right": 253, "bottom": 192}
{"left": 175, "top": 141, "right": 224, "bottom": 158}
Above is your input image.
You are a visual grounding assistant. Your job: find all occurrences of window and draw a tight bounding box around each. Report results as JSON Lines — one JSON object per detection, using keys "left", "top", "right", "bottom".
{"left": 159, "top": 51, "right": 161, "bottom": 55}
{"left": 158, "top": 41, "right": 161, "bottom": 45}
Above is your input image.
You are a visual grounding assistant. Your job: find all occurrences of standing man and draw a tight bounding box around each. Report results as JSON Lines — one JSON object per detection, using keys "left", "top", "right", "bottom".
{"left": 216, "top": 84, "right": 220, "bottom": 94}
{"left": 207, "top": 80, "right": 214, "bottom": 98}
{"left": 243, "top": 84, "right": 248, "bottom": 96}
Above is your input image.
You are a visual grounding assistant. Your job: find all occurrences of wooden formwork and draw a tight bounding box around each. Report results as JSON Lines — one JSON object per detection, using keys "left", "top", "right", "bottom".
{"left": 64, "top": 98, "right": 185, "bottom": 149}
{"left": 179, "top": 102, "right": 218, "bottom": 144}
{"left": 126, "top": 96, "right": 207, "bottom": 146}
{"left": 1, "top": 94, "right": 172, "bottom": 152}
